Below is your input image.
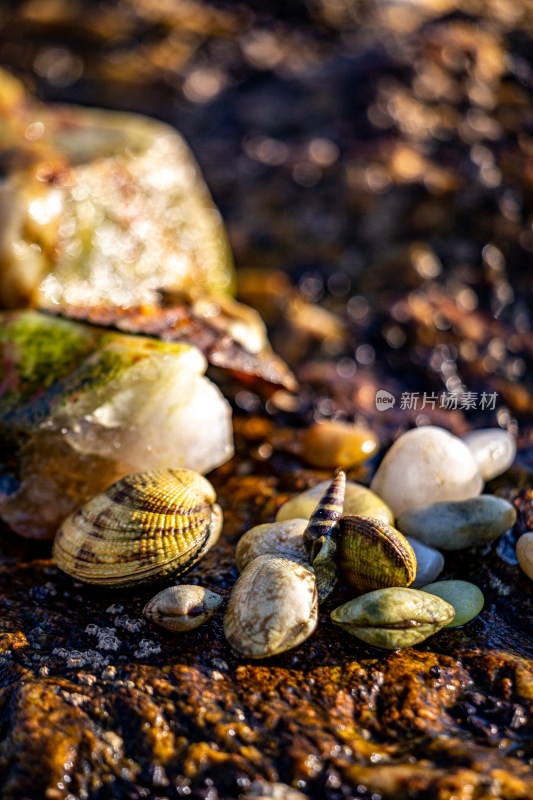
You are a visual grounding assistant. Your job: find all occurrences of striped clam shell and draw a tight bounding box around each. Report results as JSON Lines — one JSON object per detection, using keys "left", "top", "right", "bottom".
{"left": 303, "top": 471, "right": 345, "bottom": 602}
{"left": 337, "top": 515, "right": 416, "bottom": 594}
{"left": 53, "top": 469, "right": 222, "bottom": 587}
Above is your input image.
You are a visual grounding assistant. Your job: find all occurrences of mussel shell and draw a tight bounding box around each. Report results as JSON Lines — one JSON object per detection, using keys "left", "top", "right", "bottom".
{"left": 337, "top": 515, "right": 416, "bottom": 594}
{"left": 53, "top": 469, "right": 222, "bottom": 587}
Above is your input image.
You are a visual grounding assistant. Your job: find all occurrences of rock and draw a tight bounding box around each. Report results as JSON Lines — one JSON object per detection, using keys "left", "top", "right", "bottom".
{"left": 462, "top": 429, "right": 516, "bottom": 481}
{"left": 236, "top": 519, "right": 309, "bottom": 572}
{"left": 370, "top": 426, "right": 484, "bottom": 516}
{"left": 276, "top": 480, "right": 393, "bottom": 524}
{"left": 517, "top": 533, "right": 533, "bottom": 581}
{"left": 0, "top": 311, "right": 233, "bottom": 539}
{"left": 300, "top": 421, "right": 378, "bottom": 469}
{"left": 0, "top": 69, "right": 234, "bottom": 310}
{"left": 397, "top": 496, "right": 516, "bottom": 550}
{"left": 422, "top": 580, "right": 484, "bottom": 627}
{"left": 406, "top": 537, "right": 445, "bottom": 588}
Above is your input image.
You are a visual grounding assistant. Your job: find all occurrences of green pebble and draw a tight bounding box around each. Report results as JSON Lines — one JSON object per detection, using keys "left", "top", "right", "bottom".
{"left": 421, "top": 580, "right": 484, "bottom": 628}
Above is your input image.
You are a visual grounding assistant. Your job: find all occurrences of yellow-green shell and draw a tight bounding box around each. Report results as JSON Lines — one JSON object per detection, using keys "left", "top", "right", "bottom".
{"left": 337, "top": 515, "right": 416, "bottom": 594}
{"left": 53, "top": 469, "right": 222, "bottom": 587}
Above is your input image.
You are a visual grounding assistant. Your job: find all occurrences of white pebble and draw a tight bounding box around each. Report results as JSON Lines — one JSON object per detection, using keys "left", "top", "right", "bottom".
{"left": 370, "top": 426, "right": 483, "bottom": 516}
{"left": 462, "top": 429, "right": 516, "bottom": 481}
{"left": 405, "top": 537, "right": 445, "bottom": 588}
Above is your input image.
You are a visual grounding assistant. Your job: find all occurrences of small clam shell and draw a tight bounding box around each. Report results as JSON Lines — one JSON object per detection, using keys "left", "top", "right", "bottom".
{"left": 53, "top": 469, "right": 222, "bottom": 587}
{"left": 223, "top": 555, "right": 318, "bottom": 658}
{"left": 331, "top": 587, "right": 455, "bottom": 649}
{"left": 337, "top": 516, "right": 416, "bottom": 594}
{"left": 143, "top": 585, "right": 223, "bottom": 631}
{"left": 236, "top": 519, "right": 309, "bottom": 572}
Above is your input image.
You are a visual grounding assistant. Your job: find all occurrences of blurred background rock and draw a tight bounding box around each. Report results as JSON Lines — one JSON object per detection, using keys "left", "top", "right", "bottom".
{"left": 1, "top": 0, "right": 532, "bottom": 432}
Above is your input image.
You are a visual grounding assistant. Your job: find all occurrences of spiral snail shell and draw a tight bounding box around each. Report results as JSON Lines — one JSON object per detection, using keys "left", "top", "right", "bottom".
{"left": 303, "top": 471, "right": 345, "bottom": 603}
{"left": 53, "top": 469, "right": 222, "bottom": 587}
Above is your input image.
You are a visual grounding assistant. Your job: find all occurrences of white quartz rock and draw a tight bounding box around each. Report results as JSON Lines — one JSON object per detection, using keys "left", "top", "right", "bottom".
{"left": 405, "top": 537, "right": 445, "bottom": 588}
{"left": 370, "top": 426, "right": 483, "bottom": 516}
{"left": 462, "top": 429, "right": 516, "bottom": 481}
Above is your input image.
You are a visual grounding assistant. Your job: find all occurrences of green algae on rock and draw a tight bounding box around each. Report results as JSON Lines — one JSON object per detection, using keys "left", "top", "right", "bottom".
{"left": 0, "top": 311, "right": 233, "bottom": 539}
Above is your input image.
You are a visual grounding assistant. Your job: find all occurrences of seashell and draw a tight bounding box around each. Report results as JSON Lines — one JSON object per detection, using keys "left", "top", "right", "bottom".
{"left": 303, "top": 471, "right": 345, "bottom": 602}
{"left": 337, "top": 516, "right": 416, "bottom": 594}
{"left": 223, "top": 555, "right": 318, "bottom": 658}
{"left": 300, "top": 421, "right": 378, "bottom": 469}
{"left": 53, "top": 469, "right": 222, "bottom": 587}
{"left": 420, "top": 580, "right": 484, "bottom": 628}
{"left": 331, "top": 587, "right": 455, "bottom": 649}
{"left": 143, "top": 585, "right": 223, "bottom": 631}
{"left": 303, "top": 471, "right": 345, "bottom": 554}
{"left": 236, "top": 519, "right": 309, "bottom": 572}
{"left": 276, "top": 479, "right": 393, "bottom": 526}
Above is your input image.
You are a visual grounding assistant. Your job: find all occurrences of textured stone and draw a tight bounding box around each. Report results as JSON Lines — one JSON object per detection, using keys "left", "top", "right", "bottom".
{"left": 0, "top": 311, "right": 233, "bottom": 538}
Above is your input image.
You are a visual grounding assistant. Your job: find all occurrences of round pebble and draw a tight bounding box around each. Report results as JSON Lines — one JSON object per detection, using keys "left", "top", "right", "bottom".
{"left": 276, "top": 480, "right": 394, "bottom": 525}
{"left": 462, "top": 428, "right": 516, "bottom": 481}
{"left": 406, "top": 537, "right": 445, "bottom": 588}
{"left": 398, "top": 495, "right": 516, "bottom": 550}
{"left": 300, "top": 421, "right": 378, "bottom": 469}
{"left": 370, "top": 426, "right": 483, "bottom": 516}
{"left": 421, "top": 580, "right": 484, "bottom": 628}
{"left": 516, "top": 532, "right": 533, "bottom": 581}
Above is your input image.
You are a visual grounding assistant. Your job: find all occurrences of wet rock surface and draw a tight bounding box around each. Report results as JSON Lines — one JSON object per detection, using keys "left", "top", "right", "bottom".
{"left": 0, "top": 419, "right": 532, "bottom": 799}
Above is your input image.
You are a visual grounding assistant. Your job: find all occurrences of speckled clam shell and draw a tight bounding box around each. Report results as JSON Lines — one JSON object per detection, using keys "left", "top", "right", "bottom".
{"left": 223, "top": 555, "right": 318, "bottom": 658}
{"left": 143, "top": 585, "right": 223, "bottom": 631}
{"left": 53, "top": 469, "right": 222, "bottom": 587}
{"left": 337, "top": 515, "right": 416, "bottom": 594}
